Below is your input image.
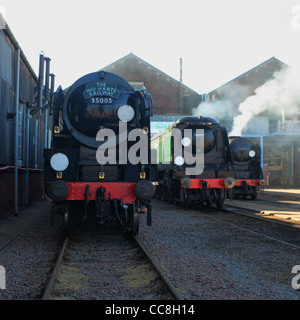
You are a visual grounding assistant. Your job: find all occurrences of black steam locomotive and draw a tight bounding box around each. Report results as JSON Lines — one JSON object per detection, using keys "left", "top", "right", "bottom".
{"left": 151, "top": 116, "right": 236, "bottom": 209}
{"left": 44, "top": 71, "right": 156, "bottom": 235}
{"left": 229, "top": 136, "right": 263, "bottom": 199}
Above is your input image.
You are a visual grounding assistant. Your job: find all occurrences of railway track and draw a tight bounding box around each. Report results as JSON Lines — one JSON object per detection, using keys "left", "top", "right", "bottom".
{"left": 42, "top": 236, "right": 70, "bottom": 300}
{"left": 224, "top": 203, "right": 300, "bottom": 229}
{"left": 136, "top": 199, "right": 300, "bottom": 299}
{"left": 163, "top": 201, "right": 300, "bottom": 255}
{"left": 42, "top": 224, "right": 184, "bottom": 300}
{"left": 2, "top": 197, "right": 299, "bottom": 300}
{"left": 134, "top": 235, "right": 183, "bottom": 300}
{"left": 156, "top": 195, "right": 300, "bottom": 252}
{"left": 187, "top": 203, "right": 300, "bottom": 250}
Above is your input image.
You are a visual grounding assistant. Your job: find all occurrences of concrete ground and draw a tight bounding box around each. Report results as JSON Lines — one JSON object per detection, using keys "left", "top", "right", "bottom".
{"left": 0, "top": 199, "right": 52, "bottom": 250}
{"left": 226, "top": 188, "right": 300, "bottom": 227}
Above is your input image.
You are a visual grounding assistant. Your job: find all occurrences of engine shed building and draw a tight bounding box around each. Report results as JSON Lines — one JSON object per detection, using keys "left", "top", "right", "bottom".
{"left": 205, "top": 57, "right": 300, "bottom": 187}
{"left": 102, "top": 53, "right": 202, "bottom": 135}
{"left": 0, "top": 15, "right": 51, "bottom": 218}
{"left": 103, "top": 54, "right": 300, "bottom": 187}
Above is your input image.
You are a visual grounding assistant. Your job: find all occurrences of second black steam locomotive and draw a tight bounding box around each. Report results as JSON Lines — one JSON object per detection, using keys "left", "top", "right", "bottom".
{"left": 151, "top": 116, "right": 236, "bottom": 209}
{"left": 44, "top": 71, "right": 156, "bottom": 235}
{"left": 229, "top": 136, "right": 263, "bottom": 199}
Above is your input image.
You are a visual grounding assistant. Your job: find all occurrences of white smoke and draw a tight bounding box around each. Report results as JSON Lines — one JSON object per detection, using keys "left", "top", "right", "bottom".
{"left": 229, "top": 67, "right": 300, "bottom": 136}
{"left": 192, "top": 99, "right": 235, "bottom": 119}
{"left": 193, "top": 67, "right": 300, "bottom": 137}
{"left": 192, "top": 82, "right": 250, "bottom": 120}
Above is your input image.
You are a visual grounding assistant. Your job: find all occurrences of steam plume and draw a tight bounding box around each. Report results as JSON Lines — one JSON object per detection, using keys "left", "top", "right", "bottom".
{"left": 193, "top": 67, "right": 300, "bottom": 136}
{"left": 192, "top": 99, "right": 235, "bottom": 119}
{"left": 230, "top": 68, "right": 300, "bottom": 136}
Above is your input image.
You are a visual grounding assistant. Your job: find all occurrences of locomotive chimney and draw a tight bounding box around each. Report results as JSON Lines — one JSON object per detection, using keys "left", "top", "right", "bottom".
{"left": 180, "top": 58, "right": 183, "bottom": 83}
{"left": 49, "top": 73, "right": 55, "bottom": 114}
{"left": 179, "top": 58, "right": 183, "bottom": 115}
{"left": 44, "top": 57, "right": 51, "bottom": 99}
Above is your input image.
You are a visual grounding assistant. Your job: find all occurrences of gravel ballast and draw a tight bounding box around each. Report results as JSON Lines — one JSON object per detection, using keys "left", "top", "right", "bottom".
{"left": 138, "top": 200, "right": 300, "bottom": 300}
{"left": 0, "top": 213, "right": 63, "bottom": 300}
{"left": 1, "top": 198, "right": 300, "bottom": 300}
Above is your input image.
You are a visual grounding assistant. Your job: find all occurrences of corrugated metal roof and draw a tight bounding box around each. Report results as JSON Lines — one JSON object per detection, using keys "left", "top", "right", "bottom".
{"left": 0, "top": 12, "right": 37, "bottom": 83}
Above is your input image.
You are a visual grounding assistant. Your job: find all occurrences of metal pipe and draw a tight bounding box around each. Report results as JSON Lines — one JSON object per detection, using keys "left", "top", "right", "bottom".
{"left": 291, "top": 143, "right": 294, "bottom": 187}
{"left": 179, "top": 58, "right": 183, "bottom": 115}
{"left": 260, "top": 135, "right": 264, "bottom": 174}
{"left": 38, "top": 52, "right": 45, "bottom": 110}
{"left": 44, "top": 60, "right": 51, "bottom": 148}
{"left": 37, "top": 53, "right": 44, "bottom": 166}
{"left": 50, "top": 73, "right": 55, "bottom": 115}
{"left": 44, "top": 58, "right": 51, "bottom": 148}
{"left": 180, "top": 57, "right": 183, "bottom": 83}
{"left": 45, "top": 57, "right": 51, "bottom": 98}
{"left": 25, "top": 105, "right": 30, "bottom": 206}
{"left": 45, "top": 108, "right": 48, "bottom": 148}
{"left": 14, "top": 48, "right": 21, "bottom": 216}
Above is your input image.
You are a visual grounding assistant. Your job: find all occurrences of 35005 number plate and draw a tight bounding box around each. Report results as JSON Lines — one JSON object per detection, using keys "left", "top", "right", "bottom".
{"left": 89, "top": 97, "right": 113, "bottom": 104}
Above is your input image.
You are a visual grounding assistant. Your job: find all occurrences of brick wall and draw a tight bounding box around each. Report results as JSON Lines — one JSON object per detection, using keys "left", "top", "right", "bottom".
{"left": 0, "top": 168, "right": 44, "bottom": 218}
{"left": 105, "top": 56, "right": 201, "bottom": 115}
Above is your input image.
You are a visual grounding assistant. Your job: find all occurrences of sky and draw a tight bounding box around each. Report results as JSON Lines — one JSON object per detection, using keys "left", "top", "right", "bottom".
{"left": 1, "top": 0, "right": 300, "bottom": 94}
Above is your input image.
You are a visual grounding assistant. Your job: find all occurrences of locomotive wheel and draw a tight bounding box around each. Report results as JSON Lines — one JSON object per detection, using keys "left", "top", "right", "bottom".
{"left": 216, "top": 199, "right": 224, "bottom": 209}
{"left": 127, "top": 204, "right": 139, "bottom": 236}
{"left": 205, "top": 199, "right": 212, "bottom": 207}
{"left": 64, "top": 210, "right": 71, "bottom": 237}
{"left": 250, "top": 187, "right": 258, "bottom": 200}
{"left": 147, "top": 201, "right": 152, "bottom": 226}
{"left": 163, "top": 184, "right": 168, "bottom": 201}
{"left": 205, "top": 189, "right": 215, "bottom": 207}
{"left": 156, "top": 185, "right": 162, "bottom": 200}
{"left": 167, "top": 188, "right": 174, "bottom": 204}
{"left": 205, "top": 190, "right": 214, "bottom": 207}
{"left": 216, "top": 189, "right": 224, "bottom": 209}
{"left": 50, "top": 202, "right": 55, "bottom": 227}
{"left": 181, "top": 189, "right": 190, "bottom": 210}
{"left": 132, "top": 210, "right": 139, "bottom": 236}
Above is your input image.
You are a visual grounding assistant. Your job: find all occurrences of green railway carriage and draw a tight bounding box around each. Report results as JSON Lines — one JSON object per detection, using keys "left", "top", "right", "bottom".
{"left": 151, "top": 123, "right": 173, "bottom": 167}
